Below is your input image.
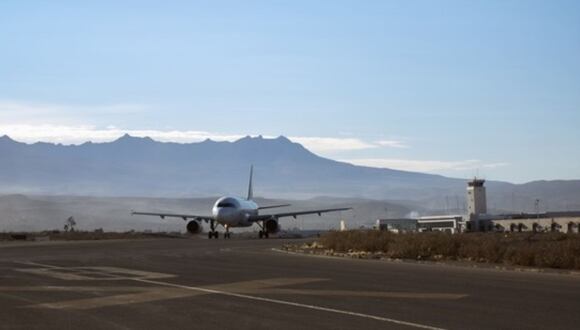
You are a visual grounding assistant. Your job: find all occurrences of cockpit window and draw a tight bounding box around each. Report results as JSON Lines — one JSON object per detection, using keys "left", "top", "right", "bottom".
{"left": 217, "top": 200, "right": 237, "bottom": 208}
{"left": 218, "top": 202, "right": 236, "bottom": 208}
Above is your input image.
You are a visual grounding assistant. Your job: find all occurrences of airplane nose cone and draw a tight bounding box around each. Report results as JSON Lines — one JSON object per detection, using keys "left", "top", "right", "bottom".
{"left": 215, "top": 207, "right": 232, "bottom": 221}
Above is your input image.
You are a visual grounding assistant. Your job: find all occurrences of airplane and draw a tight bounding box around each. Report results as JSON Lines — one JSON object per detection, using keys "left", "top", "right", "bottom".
{"left": 132, "top": 166, "right": 351, "bottom": 239}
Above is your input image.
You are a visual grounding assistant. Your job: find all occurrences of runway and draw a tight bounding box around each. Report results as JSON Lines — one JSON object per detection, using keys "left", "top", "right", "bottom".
{"left": 0, "top": 238, "right": 579, "bottom": 329}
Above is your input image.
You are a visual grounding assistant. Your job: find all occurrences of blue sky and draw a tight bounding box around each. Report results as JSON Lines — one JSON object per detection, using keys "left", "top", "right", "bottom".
{"left": 1, "top": 0, "right": 579, "bottom": 183}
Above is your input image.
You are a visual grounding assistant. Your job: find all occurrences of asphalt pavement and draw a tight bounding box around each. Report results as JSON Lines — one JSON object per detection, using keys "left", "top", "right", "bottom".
{"left": 0, "top": 237, "right": 579, "bottom": 329}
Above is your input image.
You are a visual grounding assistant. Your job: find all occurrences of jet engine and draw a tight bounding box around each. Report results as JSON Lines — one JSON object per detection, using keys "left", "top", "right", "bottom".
{"left": 186, "top": 220, "right": 203, "bottom": 234}
{"left": 264, "top": 218, "right": 280, "bottom": 234}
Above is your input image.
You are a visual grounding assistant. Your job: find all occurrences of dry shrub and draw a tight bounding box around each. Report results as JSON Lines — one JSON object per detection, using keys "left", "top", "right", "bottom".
{"left": 456, "top": 234, "right": 507, "bottom": 263}
{"left": 320, "top": 230, "right": 391, "bottom": 252}
{"left": 318, "top": 231, "right": 580, "bottom": 270}
{"left": 387, "top": 232, "right": 458, "bottom": 259}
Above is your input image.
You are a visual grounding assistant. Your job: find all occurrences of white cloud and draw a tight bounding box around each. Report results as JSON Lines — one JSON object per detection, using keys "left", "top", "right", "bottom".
{"left": 0, "top": 100, "right": 412, "bottom": 153}
{"left": 481, "top": 162, "right": 510, "bottom": 169}
{"left": 375, "top": 140, "right": 409, "bottom": 149}
{"left": 0, "top": 124, "right": 380, "bottom": 153}
{"left": 341, "top": 158, "right": 509, "bottom": 173}
{"left": 0, "top": 121, "right": 509, "bottom": 174}
{"left": 0, "top": 124, "right": 246, "bottom": 145}
{"left": 289, "top": 137, "right": 376, "bottom": 152}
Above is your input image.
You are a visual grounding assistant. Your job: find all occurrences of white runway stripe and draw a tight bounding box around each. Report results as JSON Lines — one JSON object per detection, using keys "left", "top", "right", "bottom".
{"left": 16, "top": 261, "right": 446, "bottom": 329}
{"left": 135, "top": 278, "right": 447, "bottom": 330}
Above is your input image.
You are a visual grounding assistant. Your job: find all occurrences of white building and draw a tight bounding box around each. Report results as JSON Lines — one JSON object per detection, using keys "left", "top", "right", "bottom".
{"left": 417, "top": 215, "right": 464, "bottom": 234}
{"left": 375, "top": 218, "right": 417, "bottom": 233}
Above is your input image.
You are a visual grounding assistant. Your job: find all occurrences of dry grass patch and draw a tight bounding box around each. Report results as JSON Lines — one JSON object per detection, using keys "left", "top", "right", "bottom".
{"left": 318, "top": 231, "right": 580, "bottom": 270}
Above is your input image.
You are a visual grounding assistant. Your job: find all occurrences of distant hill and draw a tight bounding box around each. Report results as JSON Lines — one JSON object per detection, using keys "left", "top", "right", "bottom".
{"left": 0, "top": 134, "right": 579, "bottom": 213}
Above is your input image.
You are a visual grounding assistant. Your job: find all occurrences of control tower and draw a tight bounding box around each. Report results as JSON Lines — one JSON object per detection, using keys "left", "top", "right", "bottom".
{"left": 467, "top": 178, "right": 487, "bottom": 220}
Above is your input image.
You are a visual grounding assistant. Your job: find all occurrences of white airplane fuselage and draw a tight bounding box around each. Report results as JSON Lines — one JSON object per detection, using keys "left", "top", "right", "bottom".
{"left": 211, "top": 196, "right": 258, "bottom": 227}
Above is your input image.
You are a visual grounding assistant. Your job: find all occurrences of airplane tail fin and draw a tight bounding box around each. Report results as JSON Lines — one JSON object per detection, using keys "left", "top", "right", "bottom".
{"left": 247, "top": 165, "right": 254, "bottom": 200}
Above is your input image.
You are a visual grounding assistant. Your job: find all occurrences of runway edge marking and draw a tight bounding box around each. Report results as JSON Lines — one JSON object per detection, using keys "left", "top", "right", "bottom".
{"left": 271, "top": 248, "right": 580, "bottom": 277}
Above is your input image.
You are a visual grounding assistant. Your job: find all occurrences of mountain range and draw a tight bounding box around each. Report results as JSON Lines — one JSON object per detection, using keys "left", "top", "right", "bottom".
{"left": 1, "top": 134, "right": 579, "bottom": 213}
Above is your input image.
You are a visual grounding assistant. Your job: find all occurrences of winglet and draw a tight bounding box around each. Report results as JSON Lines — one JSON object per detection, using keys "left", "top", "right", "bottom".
{"left": 247, "top": 165, "right": 254, "bottom": 200}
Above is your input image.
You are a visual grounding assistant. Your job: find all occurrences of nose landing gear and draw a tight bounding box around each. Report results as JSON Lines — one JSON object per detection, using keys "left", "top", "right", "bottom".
{"left": 207, "top": 221, "right": 232, "bottom": 239}
{"left": 224, "top": 225, "right": 231, "bottom": 239}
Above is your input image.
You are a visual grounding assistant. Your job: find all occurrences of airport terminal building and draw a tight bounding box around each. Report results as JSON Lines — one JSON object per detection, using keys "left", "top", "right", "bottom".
{"left": 488, "top": 211, "right": 580, "bottom": 233}
{"left": 464, "top": 178, "right": 580, "bottom": 233}
{"left": 377, "top": 178, "right": 580, "bottom": 234}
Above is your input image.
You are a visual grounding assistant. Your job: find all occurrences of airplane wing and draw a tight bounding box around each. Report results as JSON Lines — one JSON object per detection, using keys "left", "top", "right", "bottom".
{"left": 131, "top": 211, "right": 215, "bottom": 222}
{"left": 251, "top": 207, "right": 351, "bottom": 221}
{"left": 257, "top": 204, "right": 291, "bottom": 210}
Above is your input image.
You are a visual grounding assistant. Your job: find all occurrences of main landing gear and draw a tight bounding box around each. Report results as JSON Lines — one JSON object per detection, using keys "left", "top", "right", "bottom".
{"left": 258, "top": 221, "right": 269, "bottom": 239}
{"left": 208, "top": 220, "right": 219, "bottom": 239}
{"left": 208, "top": 231, "right": 231, "bottom": 239}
